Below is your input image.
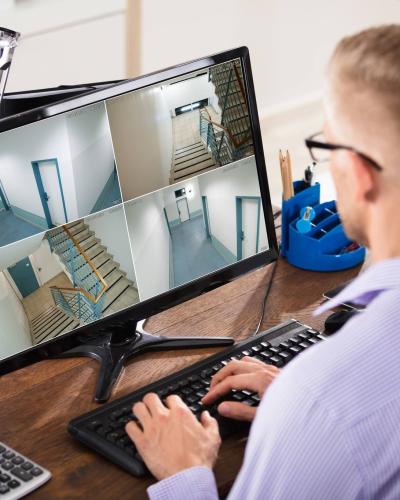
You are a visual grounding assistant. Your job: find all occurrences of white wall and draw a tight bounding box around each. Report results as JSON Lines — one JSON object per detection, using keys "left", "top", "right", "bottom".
{"left": 138, "top": 0, "right": 400, "bottom": 118}
{"left": 66, "top": 102, "right": 116, "bottom": 216}
{"left": 29, "top": 239, "right": 64, "bottom": 285}
{"left": 0, "top": 233, "right": 43, "bottom": 271}
{"left": 125, "top": 192, "right": 170, "bottom": 300}
{"left": 198, "top": 156, "right": 269, "bottom": 257}
{"left": 164, "top": 74, "right": 214, "bottom": 115}
{"left": 0, "top": 272, "right": 32, "bottom": 360}
{"left": 106, "top": 85, "right": 173, "bottom": 201}
{"left": 163, "top": 177, "right": 202, "bottom": 222}
{"left": 0, "top": 114, "right": 79, "bottom": 223}
{"left": 84, "top": 206, "right": 136, "bottom": 284}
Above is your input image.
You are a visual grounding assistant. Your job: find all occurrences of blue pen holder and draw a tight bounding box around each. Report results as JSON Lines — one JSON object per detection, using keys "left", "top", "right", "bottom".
{"left": 280, "top": 180, "right": 365, "bottom": 271}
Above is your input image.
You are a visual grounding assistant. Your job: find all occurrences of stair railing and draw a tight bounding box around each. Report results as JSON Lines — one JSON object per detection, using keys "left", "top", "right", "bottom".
{"left": 47, "top": 224, "right": 108, "bottom": 323}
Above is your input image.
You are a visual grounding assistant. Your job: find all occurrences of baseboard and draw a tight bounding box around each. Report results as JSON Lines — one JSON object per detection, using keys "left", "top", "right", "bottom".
{"left": 211, "top": 235, "right": 236, "bottom": 265}
{"left": 11, "top": 205, "right": 48, "bottom": 231}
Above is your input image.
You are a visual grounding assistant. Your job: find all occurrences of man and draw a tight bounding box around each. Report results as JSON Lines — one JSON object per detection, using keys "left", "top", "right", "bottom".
{"left": 126, "top": 24, "right": 400, "bottom": 499}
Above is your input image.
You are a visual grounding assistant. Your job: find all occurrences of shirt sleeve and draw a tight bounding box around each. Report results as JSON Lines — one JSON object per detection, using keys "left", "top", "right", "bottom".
{"left": 147, "top": 466, "right": 218, "bottom": 500}
{"left": 227, "top": 367, "right": 364, "bottom": 500}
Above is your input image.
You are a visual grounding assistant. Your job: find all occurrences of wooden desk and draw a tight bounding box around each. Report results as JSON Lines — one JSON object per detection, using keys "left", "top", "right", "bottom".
{"left": 0, "top": 259, "right": 359, "bottom": 499}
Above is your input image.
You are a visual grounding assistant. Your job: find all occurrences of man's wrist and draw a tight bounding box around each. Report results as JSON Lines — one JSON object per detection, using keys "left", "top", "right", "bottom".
{"left": 148, "top": 466, "right": 218, "bottom": 500}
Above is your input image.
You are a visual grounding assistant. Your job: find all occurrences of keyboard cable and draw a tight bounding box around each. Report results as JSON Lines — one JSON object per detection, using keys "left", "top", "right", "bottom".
{"left": 252, "top": 258, "right": 278, "bottom": 336}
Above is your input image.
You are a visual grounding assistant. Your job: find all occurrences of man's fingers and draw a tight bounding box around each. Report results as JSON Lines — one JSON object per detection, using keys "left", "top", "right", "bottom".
{"left": 125, "top": 420, "right": 144, "bottom": 446}
{"left": 217, "top": 401, "right": 256, "bottom": 422}
{"left": 203, "top": 373, "right": 258, "bottom": 404}
{"left": 210, "top": 359, "right": 262, "bottom": 389}
{"left": 200, "top": 410, "right": 220, "bottom": 436}
{"left": 132, "top": 401, "right": 151, "bottom": 427}
{"left": 143, "top": 392, "right": 168, "bottom": 416}
{"left": 242, "top": 356, "right": 266, "bottom": 366}
{"left": 165, "top": 394, "right": 190, "bottom": 411}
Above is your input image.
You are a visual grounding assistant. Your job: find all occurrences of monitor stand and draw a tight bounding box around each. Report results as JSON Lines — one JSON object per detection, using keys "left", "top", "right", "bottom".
{"left": 55, "top": 319, "right": 234, "bottom": 403}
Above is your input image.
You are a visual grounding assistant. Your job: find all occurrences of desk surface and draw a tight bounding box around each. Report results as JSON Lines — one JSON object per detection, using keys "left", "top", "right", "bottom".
{"left": 0, "top": 259, "right": 359, "bottom": 499}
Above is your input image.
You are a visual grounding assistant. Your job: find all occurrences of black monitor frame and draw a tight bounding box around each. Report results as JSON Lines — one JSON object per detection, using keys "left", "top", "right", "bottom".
{"left": 0, "top": 46, "right": 279, "bottom": 377}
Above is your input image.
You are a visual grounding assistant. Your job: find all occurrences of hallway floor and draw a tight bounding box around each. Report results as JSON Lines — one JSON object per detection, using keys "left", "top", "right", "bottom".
{"left": 171, "top": 215, "right": 228, "bottom": 287}
{"left": 91, "top": 171, "right": 123, "bottom": 213}
{"left": 0, "top": 209, "right": 43, "bottom": 247}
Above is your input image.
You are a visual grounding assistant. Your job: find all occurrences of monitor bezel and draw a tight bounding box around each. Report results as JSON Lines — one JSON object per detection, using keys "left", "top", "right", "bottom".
{"left": 0, "top": 46, "right": 279, "bottom": 375}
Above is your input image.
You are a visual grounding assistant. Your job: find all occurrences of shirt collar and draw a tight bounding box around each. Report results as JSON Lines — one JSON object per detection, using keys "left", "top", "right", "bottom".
{"left": 315, "top": 258, "right": 400, "bottom": 315}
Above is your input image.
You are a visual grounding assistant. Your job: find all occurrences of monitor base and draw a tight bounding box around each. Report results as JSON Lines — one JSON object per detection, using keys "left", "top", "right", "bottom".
{"left": 54, "top": 319, "right": 234, "bottom": 403}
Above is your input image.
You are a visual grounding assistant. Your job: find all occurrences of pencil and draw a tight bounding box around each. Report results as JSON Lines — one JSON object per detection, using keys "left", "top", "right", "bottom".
{"left": 286, "top": 149, "right": 294, "bottom": 197}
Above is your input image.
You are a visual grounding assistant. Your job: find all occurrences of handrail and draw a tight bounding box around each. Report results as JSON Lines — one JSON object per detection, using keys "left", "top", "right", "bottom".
{"left": 233, "top": 64, "right": 247, "bottom": 107}
{"left": 62, "top": 225, "right": 108, "bottom": 291}
{"left": 200, "top": 110, "right": 239, "bottom": 148}
{"left": 49, "top": 284, "right": 107, "bottom": 304}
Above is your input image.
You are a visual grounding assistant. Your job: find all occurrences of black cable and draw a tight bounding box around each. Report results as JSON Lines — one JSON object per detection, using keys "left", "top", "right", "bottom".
{"left": 252, "top": 259, "right": 278, "bottom": 336}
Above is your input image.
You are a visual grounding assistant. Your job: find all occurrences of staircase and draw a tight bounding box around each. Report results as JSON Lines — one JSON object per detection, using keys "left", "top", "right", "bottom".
{"left": 43, "top": 219, "right": 139, "bottom": 333}
{"left": 200, "top": 60, "right": 254, "bottom": 166}
{"left": 30, "top": 305, "right": 80, "bottom": 345}
{"left": 170, "top": 141, "right": 217, "bottom": 183}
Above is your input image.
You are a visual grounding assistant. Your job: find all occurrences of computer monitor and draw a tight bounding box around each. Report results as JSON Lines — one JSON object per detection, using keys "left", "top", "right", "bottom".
{"left": 0, "top": 47, "right": 278, "bottom": 400}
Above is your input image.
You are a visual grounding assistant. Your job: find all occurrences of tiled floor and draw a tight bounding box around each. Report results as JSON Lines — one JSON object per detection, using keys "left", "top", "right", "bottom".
{"left": 23, "top": 272, "right": 72, "bottom": 322}
{"left": 0, "top": 209, "right": 44, "bottom": 248}
{"left": 171, "top": 215, "right": 228, "bottom": 287}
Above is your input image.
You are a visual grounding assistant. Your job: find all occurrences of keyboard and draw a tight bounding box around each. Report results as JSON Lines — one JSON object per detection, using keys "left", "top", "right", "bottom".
{"left": 0, "top": 442, "right": 51, "bottom": 499}
{"left": 69, "top": 319, "right": 325, "bottom": 476}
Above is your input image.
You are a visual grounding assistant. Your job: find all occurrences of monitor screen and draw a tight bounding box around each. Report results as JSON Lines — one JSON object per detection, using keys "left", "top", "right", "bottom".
{"left": 0, "top": 49, "right": 277, "bottom": 366}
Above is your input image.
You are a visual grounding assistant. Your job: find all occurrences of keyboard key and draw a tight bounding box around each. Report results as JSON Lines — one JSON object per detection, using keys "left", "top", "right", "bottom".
{"left": 241, "top": 350, "right": 251, "bottom": 356}
{"left": 186, "top": 395, "right": 199, "bottom": 404}
{"left": 0, "top": 484, "right": 9, "bottom": 494}
{"left": 21, "top": 462, "right": 33, "bottom": 471}
{"left": 87, "top": 420, "right": 102, "bottom": 432}
{"left": 8, "top": 479, "right": 20, "bottom": 489}
{"left": 11, "top": 467, "right": 33, "bottom": 482}
{"left": 270, "top": 356, "right": 284, "bottom": 367}
{"left": 278, "top": 351, "right": 291, "bottom": 361}
{"left": 308, "top": 338, "right": 319, "bottom": 344}
{"left": 181, "top": 387, "right": 193, "bottom": 395}
{"left": 0, "top": 474, "right": 9, "bottom": 483}
{"left": 269, "top": 346, "right": 280, "bottom": 354}
{"left": 254, "top": 355, "right": 264, "bottom": 362}
{"left": 232, "top": 392, "right": 246, "bottom": 402}
{"left": 299, "top": 341, "right": 311, "bottom": 349}
{"left": 289, "top": 346, "right": 302, "bottom": 354}
{"left": 260, "top": 341, "right": 271, "bottom": 348}
{"left": 31, "top": 467, "right": 44, "bottom": 477}
{"left": 251, "top": 345, "right": 262, "bottom": 353}
{"left": 260, "top": 352, "right": 272, "bottom": 361}
{"left": 2, "top": 451, "right": 14, "bottom": 460}
{"left": 298, "top": 332, "right": 311, "bottom": 340}
{"left": 242, "top": 398, "right": 256, "bottom": 406}
{"left": 2, "top": 462, "right": 13, "bottom": 471}
{"left": 279, "top": 341, "right": 291, "bottom": 349}
{"left": 0, "top": 447, "right": 5, "bottom": 454}
{"left": 11, "top": 456, "right": 24, "bottom": 465}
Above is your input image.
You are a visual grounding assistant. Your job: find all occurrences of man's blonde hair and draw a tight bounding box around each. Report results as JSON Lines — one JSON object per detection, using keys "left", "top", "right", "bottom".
{"left": 328, "top": 24, "right": 400, "bottom": 127}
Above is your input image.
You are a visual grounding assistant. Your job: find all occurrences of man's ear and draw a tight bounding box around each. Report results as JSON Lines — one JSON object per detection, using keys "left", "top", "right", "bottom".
{"left": 349, "top": 152, "right": 377, "bottom": 203}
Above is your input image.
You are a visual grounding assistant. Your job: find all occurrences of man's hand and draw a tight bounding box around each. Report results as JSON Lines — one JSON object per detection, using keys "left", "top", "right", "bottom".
{"left": 125, "top": 393, "right": 221, "bottom": 481}
{"left": 202, "top": 357, "right": 280, "bottom": 421}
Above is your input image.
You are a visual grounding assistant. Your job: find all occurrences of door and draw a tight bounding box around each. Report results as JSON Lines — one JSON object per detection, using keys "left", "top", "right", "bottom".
{"left": 176, "top": 198, "right": 190, "bottom": 223}
{"left": 202, "top": 196, "right": 211, "bottom": 238}
{"left": 236, "top": 197, "right": 261, "bottom": 260}
{"left": 8, "top": 257, "right": 40, "bottom": 298}
{"left": 32, "top": 159, "right": 67, "bottom": 228}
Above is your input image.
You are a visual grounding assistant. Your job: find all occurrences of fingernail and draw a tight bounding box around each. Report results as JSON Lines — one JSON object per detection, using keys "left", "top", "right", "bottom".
{"left": 218, "top": 402, "right": 229, "bottom": 415}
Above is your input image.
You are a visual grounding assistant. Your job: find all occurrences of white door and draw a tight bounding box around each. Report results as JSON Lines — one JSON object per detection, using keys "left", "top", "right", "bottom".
{"left": 242, "top": 199, "right": 259, "bottom": 259}
{"left": 177, "top": 198, "right": 190, "bottom": 222}
{"left": 38, "top": 160, "right": 66, "bottom": 225}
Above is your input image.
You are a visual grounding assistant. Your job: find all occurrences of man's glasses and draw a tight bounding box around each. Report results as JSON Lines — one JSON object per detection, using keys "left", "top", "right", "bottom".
{"left": 305, "top": 132, "right": 383, "bottom": 171}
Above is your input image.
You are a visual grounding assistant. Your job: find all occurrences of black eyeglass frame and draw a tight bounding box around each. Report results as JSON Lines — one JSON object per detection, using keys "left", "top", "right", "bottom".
{"left": 305, "top": 132, "right": 383, "bottom": 171}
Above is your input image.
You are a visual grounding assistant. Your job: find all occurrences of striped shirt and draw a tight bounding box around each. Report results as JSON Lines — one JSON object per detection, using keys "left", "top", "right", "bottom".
{"left": 148, "top": 258, "right": 400, "bottom": 500}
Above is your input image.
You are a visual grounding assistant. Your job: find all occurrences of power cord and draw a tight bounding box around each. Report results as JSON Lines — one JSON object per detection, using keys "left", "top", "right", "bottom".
{"left": 252, "top": 259, "right": 278, "bottom": 336}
